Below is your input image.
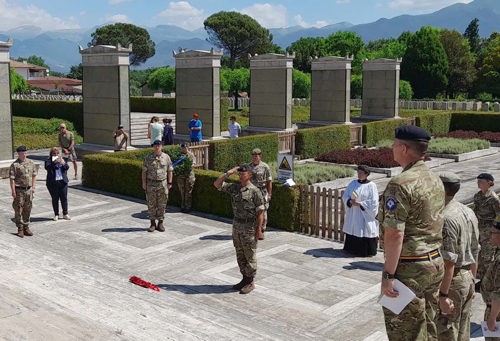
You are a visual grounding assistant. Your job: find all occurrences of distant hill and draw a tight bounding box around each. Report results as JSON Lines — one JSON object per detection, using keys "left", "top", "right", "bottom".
{"left": 1, "top": 0, "right": 498, "bottom": 72}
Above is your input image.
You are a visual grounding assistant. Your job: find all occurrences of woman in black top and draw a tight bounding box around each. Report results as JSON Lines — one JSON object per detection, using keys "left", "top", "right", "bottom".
{"left": 45, "top": 147, "right": 70, "bottom": 221}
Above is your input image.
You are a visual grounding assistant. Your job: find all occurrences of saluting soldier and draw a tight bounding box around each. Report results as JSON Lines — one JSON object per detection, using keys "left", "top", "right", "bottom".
{"left": 436, "top": 172, "right": 479, "bottom": 341}
{"left": 378, "top": 126, "right": 445, "bottom": 340}
{"left": 473, "top": 173, "right": 500, "bottom": 290}
{"left": 142, "top": 140, "right": 173, "bottom": 232}
{"left": 9, "top": 145, "right": 38, "bottom": 238}
{"left": 177, "top": 143, "right": 196, "bottom": 212}
{"left": 213, "top": 164, "right": 265, "bottom": 294}
{"left": 247, "top": 148, "right": 272, "bottom": 240}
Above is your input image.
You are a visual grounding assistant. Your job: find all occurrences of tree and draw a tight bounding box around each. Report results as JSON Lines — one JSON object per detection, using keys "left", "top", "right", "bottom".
{"left": 147, "top": 67, "right": 176, "bottom": 93}
{"left": 401, "top": 26, "right": 448, "bottom": 98}
{"left": 130, "top": 67, "right": 159, "bottom": 96}
{"left": 204, "top": 11, "right": 273, "bottom": 69}
{"left": 220, "top": 68, "right": 250, "bottom": 110}
{"left": 464, "top": 18, "right": 480, "bottom": 55}
{"left": 90, "top": 23, "right": 155, "bottom": 66}
{"left": 439, "top": 29, "right": 476, "bottom": 97}
{"left": 287, "top": 37, "right": 328, "bottom": 72}
{"left": 325, "top": 31, "right": 365, "bottom": 74}
{"left": 292, "top": 69, "right": 311, "bottom": 98}
{"left": 10, "top": 68, "right": 28, "bottom": 94}
{"left": 399, "top": 80, "right": 413, "bottom": 100}
{"left": 67, "top": 64, "right": 83, "bottom": 80}
{"left": 16, "top": 55, "right": 49, "bottom": 69}
{"left": 365, "top": 38, "right": 407, "bottom": 60}
{"left": 474, "top": 34, "right": 500, "bottom": 97}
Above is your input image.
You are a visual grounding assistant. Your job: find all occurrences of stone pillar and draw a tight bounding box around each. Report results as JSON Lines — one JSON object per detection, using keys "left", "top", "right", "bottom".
{"left": 80, "top": 44, "right": 131, "bottom": 146}
{"left": 361, "top": 58, "right": 401, "bottom": 119}
{"left": 174, "top": 49, "right": 222, "bottom": 140}
{"left": 247, "top": 53, "right": 294, "bottom": 132}
{"left": 308, "top": 56, "right": 352, "bottom": 125}
{"left": 0, "top": 38, "right": 13, "bottom": 160}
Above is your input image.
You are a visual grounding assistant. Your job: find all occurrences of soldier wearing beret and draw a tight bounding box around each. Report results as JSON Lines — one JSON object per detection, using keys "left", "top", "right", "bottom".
{"left": 142, "top": 140, "right": 173, "bottom": 232}
{"left": 9, "top": 146, "right": 38, "bottom": 238}
{"left": 213, "top": 164, "right": 265, "bottom": 294}
{"left": 436, "top": 172, "right": 479, "bottom": 341}
{"left": 378, "top": 125, "right": 445, "bottom": 340}
{"left": 473, "top": 173, "right": 500, "bottom": 289}
{"left": 247, "top": 148, "right": 272, "bottom": 240}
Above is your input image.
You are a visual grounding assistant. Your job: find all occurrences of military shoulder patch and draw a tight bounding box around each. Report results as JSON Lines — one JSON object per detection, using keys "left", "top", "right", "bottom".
{"left": 385, "top": 197, "right": 397, "bottom": 211}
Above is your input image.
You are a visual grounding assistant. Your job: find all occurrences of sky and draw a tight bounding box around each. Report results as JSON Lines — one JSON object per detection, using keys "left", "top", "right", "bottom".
{"left": 0, "top": 0, "right": 474, "bottom": 32}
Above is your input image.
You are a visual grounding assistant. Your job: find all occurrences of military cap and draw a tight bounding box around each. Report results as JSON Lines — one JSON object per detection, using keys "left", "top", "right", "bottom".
{"left": 438, "top": 171, "right": 460, "bottom": 183}
{"left": 152, "top": 140, "right": 162, "bottom": 146}
{"left": 394, "top": 125, "right": 431, "bottom": 142}
{"left": 251, "top": 148, "right": 262, "bottom": 155}
{"left": 477, "top": 173, "right": 494, "bottom": 182}
{"left": 180, "top": 143, "right": 188, "bottom": 148}
{"left": 357, "top": 165, "right": 370, "bottom": 175}
{"left": 237, "top": 165, "right": 252, "bottom": 172}
{"left": 16, "top": 145, "right": 27, "bottom": 152}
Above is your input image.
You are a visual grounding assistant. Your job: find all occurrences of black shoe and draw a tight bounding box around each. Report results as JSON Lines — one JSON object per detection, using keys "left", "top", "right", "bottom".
{"left": 475, "top": 280, "right": 481, "bottom": 293}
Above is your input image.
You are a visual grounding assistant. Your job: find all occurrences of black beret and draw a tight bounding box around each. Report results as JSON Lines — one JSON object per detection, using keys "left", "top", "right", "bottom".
{"left": 16, "top": 145, "right": 27, "bottom": 152}
{"left": 477, "top": 173, "right": 494, "bottom": 182}
{"left": 237, "top": 165, "right": 252, "bottom": 173}
{"left": 152, "top": 140, "right": 162, "bottom": 146}
{"left": 395, "top": 126, "right": 431, "bottom": 142}
{"left": 180, "top": 143, "right": 188, "bottom": 148}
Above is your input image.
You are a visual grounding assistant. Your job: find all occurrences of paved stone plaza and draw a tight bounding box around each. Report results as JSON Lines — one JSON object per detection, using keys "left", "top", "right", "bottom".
{"left": 1, "top": 150, "right": 498, "bottom": 340}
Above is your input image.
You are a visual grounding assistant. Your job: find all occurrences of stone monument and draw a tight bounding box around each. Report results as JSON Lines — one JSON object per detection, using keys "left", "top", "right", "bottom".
{"left": 0, "top": 38, "right": 13, "bottom": 160}
{"left": 174, "top": 49, "right": 222, "bottom": 140}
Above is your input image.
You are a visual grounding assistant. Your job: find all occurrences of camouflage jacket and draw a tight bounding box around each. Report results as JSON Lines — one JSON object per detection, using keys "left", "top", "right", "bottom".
{"left": 248, "top": 161, "right": 272, "bottom": 195}
{"left": 219, "top": 182, "right": 265, "bottom": 229}
{"left": 9, "top": 158, "right": 37, "bottom": 187}
{"left": 473, "top": 189, "right": 500, "bottom": 226}
{"left": 143, "top": 152, "right": 173, "bottom": 182}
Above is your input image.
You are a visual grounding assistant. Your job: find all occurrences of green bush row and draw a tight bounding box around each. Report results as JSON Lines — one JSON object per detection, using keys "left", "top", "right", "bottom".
{"left": 428, "top": 137, "right": 490, "bottom": 154}
{"left": 295, "top": 125, "right": 351, "bottom": 159}
{"left": 12, "top": 100, "right": 83, "bottom": 135}
{"left": 362, "top": 118, "right": 413, "bottom": 146}
{"left": 415, "top": 112, "right": 452, "bottom": 135}
{"left": 450, "top": 113, "right": 500, "bottom": 132}
{"left": 82, "top": 152, "right": 300, "bottom": 231}
{"left": 130, "top": 96, "right": 175, "bottom": 113}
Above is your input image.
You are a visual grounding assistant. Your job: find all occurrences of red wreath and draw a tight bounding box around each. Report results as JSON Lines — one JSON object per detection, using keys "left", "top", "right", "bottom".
{"left": 129, "top": 276, "right": 160, "bottom": 292}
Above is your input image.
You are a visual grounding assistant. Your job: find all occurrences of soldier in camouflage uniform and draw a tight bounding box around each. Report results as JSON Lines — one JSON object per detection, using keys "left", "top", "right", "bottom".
{"left": 473, "top": 173, "right": 500, "bottom": 286}
{"left": 177, "top": 143, "right": 196, "bottom": 212}
{"left": 214, "top": 164, "right": 265, "bottom": 294}
{"left": 142, "top": 140, "right": 173, "bottom": 232}
{"left": 436, "top": 172, "right": 479, "bottom": 341}
{"left": 9, "top": 146, "right": 38, "bottom": 238}
{"left": 248, "top": 148, "right": 272, "bottom": 240}
{"left": 481, "top": 217, "right": 500, "bottom": 340}
{"left": 378, "top": 126, "right": 445, "bottom": 341}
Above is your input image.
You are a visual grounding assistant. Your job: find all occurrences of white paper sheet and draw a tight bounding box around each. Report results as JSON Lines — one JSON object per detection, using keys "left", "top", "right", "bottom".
{"left": 481, "top": 321, "right": 500, "bottom": 337}
{"left": 377, "top": 279, "right": 416, "bottom": 314}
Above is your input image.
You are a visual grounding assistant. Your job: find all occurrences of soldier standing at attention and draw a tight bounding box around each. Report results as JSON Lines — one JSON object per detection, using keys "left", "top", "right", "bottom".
{"left": 378, "top": 126, "right": 445, "bottom": 340}
{"left": 436, "top": 172, "right": 479, "bottom": 341}
{"left": 473, "top": 173, "right": 500, "bottom": 290}
{"left": 142, "top": 140, "right": 173, "bottom": 233}
{"left": 177, "top": 143, "right": 196, "bottom": 212}
{"left": 248, "top": 148, "right": 272, "bottom": 240}
{"left": 481, "top": 217, "right": 500, "bottom": 339}
{"left": 213, "top": 165, "right": 265, "bottom": 294}
{"left": 58, "top": 123, "right": 78, "bottom": 179}
{"left": 10, "top": 146, "right": 38, "bottom": 238}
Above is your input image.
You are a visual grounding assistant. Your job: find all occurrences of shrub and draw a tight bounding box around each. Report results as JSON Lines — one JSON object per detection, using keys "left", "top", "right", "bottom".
{"left": 266, "top": 161, "right": 355, "bottom": 185}
{"left": 363, "top": 119, "right": 412, "bottom": 146}
{"left": 428, "top": 137, "right": 490, "bottom": 154}
{"left": 130, "top": 96, "right": 175, "bottom": 113}
{"left": 295, "top": 125, "right": 351, "bottom": 159}
{"left": 415, "top": 112, "right": 452, "bottom": 135}
{"left": 399, "top": 80, "right": 413, "bottom": 100}
{"left": 450, "top": 113, "right": 500, "bottom": 132}
{"left": 315, "top": 148, "right": 399, "bottom": 168}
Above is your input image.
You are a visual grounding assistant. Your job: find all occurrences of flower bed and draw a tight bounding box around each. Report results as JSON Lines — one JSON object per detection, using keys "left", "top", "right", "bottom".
{"left": 315, "top": 147, "right": 399, "bottom": 168}
{"left": 435, "top": 130, "right": 500, "bottom": 143}
{"left": 427, "top": 137, "right": 490, "bottom": 154}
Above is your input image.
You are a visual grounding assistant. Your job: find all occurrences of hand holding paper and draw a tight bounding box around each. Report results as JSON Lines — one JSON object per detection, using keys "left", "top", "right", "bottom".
{"left": 378, "top": 279, "right": 416, "bottom": 315}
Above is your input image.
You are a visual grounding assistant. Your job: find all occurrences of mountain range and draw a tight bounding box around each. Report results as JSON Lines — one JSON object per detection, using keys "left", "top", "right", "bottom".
{"left": 1, "top": 0, "right": 498, "bottom": 73}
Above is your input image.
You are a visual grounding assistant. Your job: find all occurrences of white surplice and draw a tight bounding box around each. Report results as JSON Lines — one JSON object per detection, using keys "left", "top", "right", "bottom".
{"left": 342, "top": 180, "right": 379, "bottom": 238}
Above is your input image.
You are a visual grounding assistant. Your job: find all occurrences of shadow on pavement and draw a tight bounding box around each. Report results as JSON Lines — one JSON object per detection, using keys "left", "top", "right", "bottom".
{"left": 343, "top": 261, "right": 384, "bottom": 271}
{"left": 304, "top": 248, "right": 352, "bottom": 258}
{"left": 157, "top": 284, "right": 234, "bottom": 294}
{"left": 199, "top": 235, "right": 232, "bottom": 241}
{"left": 30, "top": 217, "right": 55, "bottom": 222}
{"left": 101, "top": 227, "right": 149, "bottom": 233}
{"left": 131, "top": 211, "right": 149, "bottom": 219}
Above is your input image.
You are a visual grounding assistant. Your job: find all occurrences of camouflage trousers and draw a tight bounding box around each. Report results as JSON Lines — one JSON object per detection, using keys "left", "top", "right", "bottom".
{"left": 481, "top": 260, "right": 500, "bottom": 341}
{"left": 232, "top": 226, "right": 257, "bottom": 278}
{"left": 146, "top": 182, "right": 168, "bottom": 220}
{"left": 384, "top": 257, "right": 444, "bottom": 341}
{"left": 478, "top": 223, "right": 496, "bottom": 279}
{"left": 177, "top": 174, "right": 195, "bottom": 210}
{"left": 13, "top": 188, "right": 33, "bottom": 228}
{"left": 436, "top": 269, "right": 475, "bottom": 341}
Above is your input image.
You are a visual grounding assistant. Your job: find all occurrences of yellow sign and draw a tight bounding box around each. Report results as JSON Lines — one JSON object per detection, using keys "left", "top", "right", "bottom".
{"left": 279, "top": 156, "right": 292, "bottom": 171}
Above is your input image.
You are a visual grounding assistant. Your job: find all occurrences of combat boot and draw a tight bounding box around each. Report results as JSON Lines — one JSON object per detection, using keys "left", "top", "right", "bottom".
{"left": 16, "top": 228, "right": 24, "bottom": 238}
{"left": 232, "top": 276, "right": 249, "bottom": 291}
{"left": 148, "top": 220, "right": 156, "bottom": 232}
{"left": 240, "top": 277, "right": 255, "bottom": 294}
{"left": 157, "top": 220, "right": 165, "bottom": 232}
{"left": 23, "top": 227, "right": 33, "bottom": 236}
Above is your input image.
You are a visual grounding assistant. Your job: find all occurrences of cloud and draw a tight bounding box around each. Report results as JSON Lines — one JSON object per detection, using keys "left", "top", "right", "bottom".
{"left": 336, "top": 0, "right": 351, "bottom": 4}
{"left": 388, "top": 0, "right": 473, "bottom": 12}
{"left": 240, "top": 3, "right": 287, "bottom": 28}
{"left": 156, "top": 1, "right": 204, "bottom": 30}
{"left": 0, "top": 0, "right": 79, "bottom": 31}
{"left": 294, "top": 14, "right": 328, "bottom": 28}
{"left": 103, "top": 14, "right": 130, "bottom": 23}
{"left": 109, "top": 0, "right": 131, "bottom": 4}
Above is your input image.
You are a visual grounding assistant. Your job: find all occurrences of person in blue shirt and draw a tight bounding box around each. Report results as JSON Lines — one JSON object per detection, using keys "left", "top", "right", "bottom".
{"left": 188, "top": 113, "right": 202, "bottom": 142}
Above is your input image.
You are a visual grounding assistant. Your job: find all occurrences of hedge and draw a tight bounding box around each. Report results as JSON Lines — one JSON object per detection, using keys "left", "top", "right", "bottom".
{"left": 82, "top": 151, "right": 300, "bottom": 231}
{"left": 415, "top": 112, "right": 452, "bottom": 135}
{"left": 295, "top": 125, "right": 351, "bottom": 159}
{"left": 130, "top": 96, "right": 175, "bottom": 113}
{"left": 450, "top": 113, "right": 500, "bottom": 132}
{"left": 12, "top": 100, "right": 83, "bottom": 135}
{"left": 363, "top": 118, "right": 412, "bottom": 146}
{"left": 209, "top": 134, "right": 279, "bottom": 172}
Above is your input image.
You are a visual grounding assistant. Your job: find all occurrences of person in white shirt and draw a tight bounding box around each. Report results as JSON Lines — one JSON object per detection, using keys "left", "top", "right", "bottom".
{"left": 228, "top": 116, "right": 241, "bottom": 138}
{"left": 149, "top": 116, "right": 164, "bottom": 146}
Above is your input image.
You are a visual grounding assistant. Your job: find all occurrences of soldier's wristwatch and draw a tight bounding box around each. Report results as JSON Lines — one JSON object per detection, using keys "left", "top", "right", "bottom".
{"left": 382, "top": 271, "right": 395, "bottom": 280}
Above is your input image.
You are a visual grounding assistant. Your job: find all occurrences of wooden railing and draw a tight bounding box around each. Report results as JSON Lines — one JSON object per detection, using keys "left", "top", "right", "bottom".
{"left": 277, "top": 131, "right": 296, "bottom": 155}
{"left": 299, "top": 185, "right": 346, "bottom": 241}
{"left": 349, "top": 125, "right": 363, "bottom": 146}
{"left": 186, "top": 141, "right": 209, "bottom": 170}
